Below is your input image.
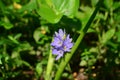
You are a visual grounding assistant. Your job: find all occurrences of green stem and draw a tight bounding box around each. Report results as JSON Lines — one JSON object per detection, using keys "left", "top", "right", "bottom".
{"left": 54, "top": 0, "right": 103, "bottom": 80}
{"left": 54, "top": 31, "right": 85, "bottom": 80}
{"left": 45, "top": 49, "right": 54, "bottom": 80}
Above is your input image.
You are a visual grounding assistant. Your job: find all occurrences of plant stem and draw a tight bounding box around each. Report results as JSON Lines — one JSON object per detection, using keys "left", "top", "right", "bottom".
{"left": 45, "top": 50, "right": 54, "bottom": 80}
{"left": 54, "top": 0, "right": 103, "bottom": 80}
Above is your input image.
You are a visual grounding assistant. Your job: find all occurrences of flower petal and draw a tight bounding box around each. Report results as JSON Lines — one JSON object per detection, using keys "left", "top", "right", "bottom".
{"left": 55, "top": 51, "right": 64, "bottom": 60}
{"left": 51, "top": 37, "right": 63, "bottom": 48}
{"left": 51, "top": 29, "right": 73, "bottom": 60}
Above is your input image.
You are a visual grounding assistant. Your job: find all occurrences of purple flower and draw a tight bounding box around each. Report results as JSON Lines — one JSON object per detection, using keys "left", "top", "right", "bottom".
{"left": 51, "top": 29, "right": 73, "bottom": 60}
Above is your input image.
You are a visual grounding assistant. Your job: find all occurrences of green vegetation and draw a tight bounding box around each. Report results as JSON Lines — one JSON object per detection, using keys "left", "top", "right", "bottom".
{"left": 0, "top": 0, "right": 120, "bottom": 80}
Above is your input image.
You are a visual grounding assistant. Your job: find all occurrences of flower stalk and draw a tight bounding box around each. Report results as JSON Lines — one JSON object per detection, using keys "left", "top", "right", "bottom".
{"left": 45, "top": 50, "right": 54, "bottom": 80}
{"left": 54, "top": 0, "right": 103, "bottom": 80}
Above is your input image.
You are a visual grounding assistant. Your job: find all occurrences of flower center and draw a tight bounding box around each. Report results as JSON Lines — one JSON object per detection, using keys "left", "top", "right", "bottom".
{"left": 59, "top": 50, "right": 63, "bottom": 54}
{"left": 62, "top": 34, "right": 66, "bottom": 40}
{"left": 58, "top": 41, "right": 62, "bottom": 46}
{"left": 64, "top": 46, "right": 67, "bottom": 51}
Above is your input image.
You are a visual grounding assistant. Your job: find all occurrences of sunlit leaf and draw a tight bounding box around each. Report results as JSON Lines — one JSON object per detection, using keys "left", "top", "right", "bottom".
{"left": 37, "top": 3, "right": 63, "bottom": 23}
{"left": 102, "top": 28, "right": 115, "bottom": 44}
{"left": 36, "top": 0, "right": 79, "bottom": 23}
{"left": 36, "top": 63, "right": 43, "bottom": 76}
{"left": 80, "top": 60, "right": 87, "bottom": 66}
{"left": 8, "top": 35, "right": 19, "bottom": 44}
{"left": 63, "top": 0, "right": 79, "bottom": 18}
{"left": 0, "top": 16, "right": 13, "bottom": 30}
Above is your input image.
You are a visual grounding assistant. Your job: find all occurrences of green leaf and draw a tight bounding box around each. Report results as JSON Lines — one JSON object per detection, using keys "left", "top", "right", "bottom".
{"left": 1, "top": 22, "right": 13, "bottom": 30}
{"left": 52, "top": 0, "right": 68, "bottom": 11}
{"left": 21, "top": 60, "right": 32, "bottom": 69}
{"left": 80, "top": 60, "right": 87, "bottom": 66}
{"left": 101, "top": 28, "right": 115, "bottom": 44}
{"left": 18, "top": 0, "right": 37, "bottom": 12}
{"left": 115, "top": 58, "right": 120, "bottom": 64}
{"left": 0, "top": 16, "right": 13, "bottom": 30}
{"left": 35, "top": 60, "right": 47, "bottom": 77}
{"left": 8, "top": 35, "right": 19, "bottom": 44}
{"left": 14, "top": 33, "right": 22, "bottom": 39}
{"left": 63, "top": 0, "right": 79, "bottom": 18}
{"left": 37, "top": 3, "right": 63, "bottom": 23}
{"left": 35, "top": 63, "right": 43, "bottom": 76}
{"left": 33, "top": 27, "right": 41, "bottom": 42}
{"left": 19, "top": 42, "right": 32, "bottom": 51}
{"left": 88, "top": 58, "right": 96, "bottom": 66}
{"left": 52, "top": 0, "right": 79, "bottom": 18}
{"left": 104, "top": 0, "right": 113, "bottom": 10}
{"left": 76, "top": 6, "right": 93, "bottom": 28}
{"left": 37, "top": 0, "right": 79, "bottom": 23}
{"left": 113, "top": 2, "right": 120, "bottom": 10}
{"left": 87, "top": 28, "right": 96, "bottom": 33}
{"left": 33, "top": 27, "right": 45, "bottom": 42}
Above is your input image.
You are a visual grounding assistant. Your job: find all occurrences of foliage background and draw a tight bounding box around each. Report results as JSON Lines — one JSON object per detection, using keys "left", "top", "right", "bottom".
{"left": 0, "top": 0, "right": 120, "bottom": 80}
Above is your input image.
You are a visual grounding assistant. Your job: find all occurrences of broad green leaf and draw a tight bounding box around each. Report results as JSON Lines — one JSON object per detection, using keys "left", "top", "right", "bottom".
{"left": 37, "top": 0, "right": 79, "bottom": 23}
{"left": 52, "top": 0, "right": 79, "bottom": 18}
{"left": 101, "top": 28, "right": 115, "bottom": 44}
{"left": 52, "top": 0, "right": 68, "bottom": 11}
{"left": 37, "top": 4, "right": 63, "bottom": 23}
{"left": 45, "top": 0, "right": 53, "bottom": 7}
{"left": 64, "top": 0, "right": 79, "bottom": 18}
